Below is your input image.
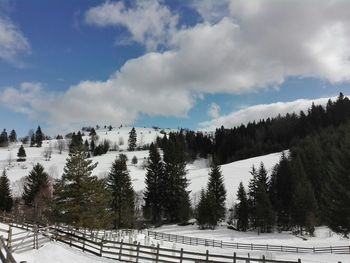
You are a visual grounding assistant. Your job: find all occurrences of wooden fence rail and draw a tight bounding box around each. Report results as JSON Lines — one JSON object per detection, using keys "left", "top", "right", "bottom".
{"left": 147, "top": 231, "right": 350, "bottom": 255}
{"left": 51, "top": 227, "right": 302, "bottom": 263}
{"left": 0, "top": 236, "right": 16, "bottom": 263}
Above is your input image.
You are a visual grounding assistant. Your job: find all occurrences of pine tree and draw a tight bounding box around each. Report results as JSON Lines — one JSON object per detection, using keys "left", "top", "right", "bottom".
{"left": 131, "top": 155, "right": 138, "bottom": 165}
{"left": 234, "top": 182, "right": 249, "bottom": 231}
{"left": 143, "top": 143, "right": 164, "bottom": 224}
{"left": 206, "top": 162, "right": 226, "bottom": 226}
{"left": 290, "top": 157, "right": 317, "bottom": 235}
{"left": 9, "top": 129, "right": 17, "bottom": 143}
{"left": 128, "top": 127, "right": 137, "bottom": 151}
{"left": 51, "top": 147, "right": 108, "bottom": 228}
{"left": 0, "top": 169, "right": 13, "bottom": 212}
{"left": 107, "top": 154, "right": 135, "bottom": 228}
{"left": 269, "top": 152, "right": 293, "bottom": 229}
{"left": 0, "top": 129, "right": 8, "bottom": 147}
{"left": 22, "top": 163, "right": 51, "bottom": 221}
{"left": 196, "top": 189, "right": 215, "bottom": 229}
{"left": 17, "top": 144, "right": 26, "bottom": 161}
{"left": 162, "top": 139, "right": 191, "bottom": 223}
{"left": 30, "top": 133, "right": 35, "bottom": 147}
{"left": 35, "top": 126, "right": 44, "bottom": 147}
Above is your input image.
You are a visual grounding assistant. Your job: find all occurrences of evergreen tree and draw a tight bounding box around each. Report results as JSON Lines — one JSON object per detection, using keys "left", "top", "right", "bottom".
{"left": 0, "top": 129, "right": 8, "bottom": 147}
{"left": 107, "top": 154, "right": 135, "bottom": 228}
{"left": 84, "top": 139, "right": 89, "bottom": 151}
{"left": 22, "top": 163, "right": 51, "bottom": 221}
{"left": 30, "top": 133, "right": 35, "bottom": 147}
{"left": 0, "top": 170, "right": 13, "bottom": 212}
{"left": 143, "top": 143, "right": 164, "bottom": 224}
{"left": 9, "top": 129, "right": 17, "bottom": 143}
{"left": 206, "top": 162, "right": 226, "bottom": 226}
{"left": 17, "top": 144, "right": 26, "bottom": 161}
{"left": 234, "top": 182, "right": 249, "bottom": 231}
{"left": 162, "top": 139, "right": 191, "bottom": 223}
{"left": 51, "top": 147, "right": 108, "bottom": 228}
{"left": 290, "top": 157, "right": 317, "bottom": 235}
{"left": 90, "top": 139, "right": 95, "bottom": 153}
{"left": 269, "top": 152, "right": 293, "bottom": 229}
{"left": 196, "top": 189, "right": 215, "bottom": 229}
{"left": 128, "top": 127, "right": 137, "bottom": 151}
{"left": 35, "top": 126, "right": 44, "bottom": 147}
{"left": 132, "top": 155, "right": 138, "bottom": 165}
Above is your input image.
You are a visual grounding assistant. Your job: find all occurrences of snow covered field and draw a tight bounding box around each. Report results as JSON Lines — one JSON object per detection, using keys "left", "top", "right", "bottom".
{"left": 0, "top": 126, "right": 281, "bottom": 206}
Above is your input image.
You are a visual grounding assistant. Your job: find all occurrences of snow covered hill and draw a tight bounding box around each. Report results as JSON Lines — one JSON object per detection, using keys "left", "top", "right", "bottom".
{"left": 0, "top": 126, "right": 282, "bottom": 207}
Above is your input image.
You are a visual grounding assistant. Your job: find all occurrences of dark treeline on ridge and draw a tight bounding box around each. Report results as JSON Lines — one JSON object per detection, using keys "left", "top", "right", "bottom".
{"left": 158, "top": 93, "right": 350, "bottom": 165}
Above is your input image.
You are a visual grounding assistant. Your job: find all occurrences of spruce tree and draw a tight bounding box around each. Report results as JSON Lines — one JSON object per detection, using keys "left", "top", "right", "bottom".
{"left": 35, "top": 126, "right": 44, "bottom": 147}
{"left": 22, "top": 163, "right": 51, "bottom": 221}
{"left": 107, "top": 154, "right": 135, "bottom": 228}
{"left": 9, "top": 129, "right": 17, "bottom": 142}
{"left": 30, "top": 133, "right": 35, "bottom": 147}
{"left": 206, "top": 162, "right": 226, "bottom": 226}
{"left": 128, "top": 127, "right": 137, "bottom": 151}
{"left": 269, "top": 152, "right": 293, "bottom": 229}
{"left": 196, "top": 189, "right": 215, "bottom": 229}
{"left": 162, "top": 139, "right": 190, "bottom": 223}
{"left": 0, "top": 169, "right": 13, "bottom": 212}
{"left": 17, "top": 144, "right": 26, "bottom": 161}
{"left": 235, "top": 182, "right": 249, "bottom": 231}
{"left": 290, "top": 157, "right": 317, "bottom": 235}
{"left": 143, "top": 143, "right": 164, "bottom": 224}
{"left": 0, "top": 129, "right": 8, "bottom": 147}
{"left": 52, "top": 147, "right": 108, "bottom": 228}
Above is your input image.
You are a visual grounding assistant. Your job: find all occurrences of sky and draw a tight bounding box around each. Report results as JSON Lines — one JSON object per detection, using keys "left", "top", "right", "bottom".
{"left": 0, "top": 0, "right": 350, "bottom": 136}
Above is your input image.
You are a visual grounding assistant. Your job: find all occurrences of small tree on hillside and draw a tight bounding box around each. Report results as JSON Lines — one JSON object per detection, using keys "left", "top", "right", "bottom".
{"left": 0, "top": 170, "right": 13, "bottom": 212}
{"left": 128, "top": 127, "right": 137, "bottom": 151}
{"left": 131, "top": 155, "right": 138, "bottom": 165}
{"left": 9, "top": 129, "right": 17, "bottom": 143}
{"left": 17, "top": 145, "right": 27, "bottom": 162}
{"left": 0, "top": 129, "right": 8, "bottom": 147}
{"left": 35, "top": 126, "right": 44, "bottom": 147}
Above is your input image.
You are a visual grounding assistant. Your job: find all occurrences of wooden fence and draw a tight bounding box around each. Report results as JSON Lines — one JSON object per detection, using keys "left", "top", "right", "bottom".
{"left": 148, "top": 231, "right": 350, "bottom": 255}
{"left": 51, "top": 227, "right": 302, "bottom": 263}
{"left": 0, "top": 236, "right": 16, "bottom": 263}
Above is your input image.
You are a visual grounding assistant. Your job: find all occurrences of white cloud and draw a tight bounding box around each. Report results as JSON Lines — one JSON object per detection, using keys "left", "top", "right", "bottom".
{"left": 189, "top": 0, "right": 230, "bottom": 23}
{"left": 0, "top": 16, "right": 30, "bottom": 64}
{"left": 199, "top": 97, "right": 338, "bottom": 130}
{"left": 2, "top": 1, "right": 350, "bottom": 131}
{"left": 208, "top": 103, "right": 220, "bottom": 119}
{"left": 85, "top": 0, "right": 178, "bottom": 50}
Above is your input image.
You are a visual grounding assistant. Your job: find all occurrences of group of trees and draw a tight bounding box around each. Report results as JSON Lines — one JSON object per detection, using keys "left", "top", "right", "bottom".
{"left": 158, "top": 93, "right": 350, "bottom": 165}
{"left": 0, "top": 129, "right": 17, "bottom": 147}
{"left": 143, "top": 137, "right": 191, "bottom": 225}
{"left": 30, "top": 126, "right": 44, "bottom": 147}
{"left": 233, "top": 119, "right": 350, "bottom": 237}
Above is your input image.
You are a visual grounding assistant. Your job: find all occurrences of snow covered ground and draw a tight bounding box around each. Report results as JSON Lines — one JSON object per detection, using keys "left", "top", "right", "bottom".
{"left": 0, "top": 126, "right": 281, "bottom": 206}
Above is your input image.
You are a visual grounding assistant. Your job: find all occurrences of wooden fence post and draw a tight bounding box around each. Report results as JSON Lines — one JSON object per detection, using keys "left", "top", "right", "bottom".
{"left": 262, "top": 255, "right": 265, "bottom": 263}
{"left": 298, "top": 259, "right": 301, "bottom": 263}
{"left": 99, "top": 237, "right": 104, "bottom": 256}
{"left": 7, "top": 225, "right": 12, "bottom": 252}
{"left": 119, "top": 240, "right": 123, "bottom": 261}
{"left": 233, "top": 252, "right": 236, "bottom": 263}
{"left": 156, "top": 244, "right": 160, "bottom": 263}
{"left": 206, "top": 249, "right": 209, "bottom": 263}
{"left": 180, "top": 248, "right": 183, "bottom": 263}
{"left": 136, "top": 242, "right": 140, "bottom": 263}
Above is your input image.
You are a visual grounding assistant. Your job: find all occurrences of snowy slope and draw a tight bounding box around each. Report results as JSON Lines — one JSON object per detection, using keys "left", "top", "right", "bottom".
{"left": 0, "top": 126, "right": 282, "bottom": 207}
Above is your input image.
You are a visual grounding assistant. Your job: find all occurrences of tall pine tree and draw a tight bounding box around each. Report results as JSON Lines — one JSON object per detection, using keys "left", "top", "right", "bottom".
{"left": 206, "top": 162, "right": 226, "bottom": 226}
{"left": 52, "top": 147, "right": 108, "bottom": 228}
{"left": 143, "top": 143, "right": 164, "bottom": 224}
{"left": 128, "top": 127, "right": 137, "bottom": 151}
{"left": 35, "top": 126, "right": 44, "bottom": 147}
{"left": 234, "top": 182, "right": 249, "bottom": 231}
{"left": 107, "top": 154, "right": 135, "bottom": 228}
{"left": 0, "top": 169, "right": 13, "bottom": 212}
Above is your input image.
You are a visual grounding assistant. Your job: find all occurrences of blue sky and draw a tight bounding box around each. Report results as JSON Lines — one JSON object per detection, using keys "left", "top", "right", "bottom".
{"left": 0, "top": 0, "right": 350, "bottom": 136}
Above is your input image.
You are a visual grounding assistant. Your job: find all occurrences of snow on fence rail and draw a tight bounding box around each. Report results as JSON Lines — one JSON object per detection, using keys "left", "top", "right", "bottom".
{"left": 147, "top": 231, "right": 350, "bottom": 255}
{"left": 51, "top": 227, "right": 302, "bottom": 263}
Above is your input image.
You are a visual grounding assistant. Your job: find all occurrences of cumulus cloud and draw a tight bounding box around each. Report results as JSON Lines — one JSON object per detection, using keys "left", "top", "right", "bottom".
{"left": 199, "top": 97, "right": 338, "bottom": 130}
{"left": 208, "top": 102, "right": 220, "bottom": 119}
{"left": 189, "top": 0, "right": 230, "bottom": 23}
{"left": 0, "top": 16, "right": 30, "bottom": 64}
{"left": 3, "top": 1, "right": 350, "bottom": 130}
{"left": 85, "top": 0, "right": 178, "bottom": 50}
